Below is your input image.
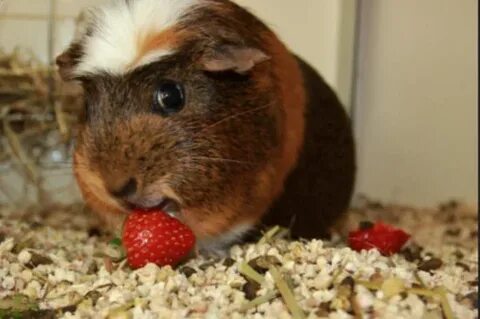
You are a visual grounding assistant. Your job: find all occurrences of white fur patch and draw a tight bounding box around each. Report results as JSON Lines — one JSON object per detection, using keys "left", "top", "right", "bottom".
{"left": 198, "top": 223, "right": 254, "bottom": 255}
{"left": 74, "top": 0, "right": 199, "bottom": 76}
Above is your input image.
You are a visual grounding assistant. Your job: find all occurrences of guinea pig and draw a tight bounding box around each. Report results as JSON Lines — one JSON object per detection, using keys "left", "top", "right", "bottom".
{"left": 56, "top": 0, "right": 356, "bottom": 253}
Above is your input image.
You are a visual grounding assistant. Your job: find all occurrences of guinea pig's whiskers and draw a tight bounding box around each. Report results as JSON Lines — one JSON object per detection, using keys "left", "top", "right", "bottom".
{"left": 42, "top": 104, "right": 270, "bottom": 171}
{"left": 193, "top": 103, "right": 273, "bottom": 137}
{"left": 188, "top": 156, "right": 255, "bottom": 165}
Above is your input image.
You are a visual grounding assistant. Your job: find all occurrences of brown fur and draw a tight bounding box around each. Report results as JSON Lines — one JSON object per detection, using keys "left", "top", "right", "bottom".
{"left": 57, "top": 0, "right": 355, "bottom": 247}
{"left": 261, "top": 33, "right": 306, "bottom": 206}
{"left": 74, "top": 141, "right": 127, "bottom": 232}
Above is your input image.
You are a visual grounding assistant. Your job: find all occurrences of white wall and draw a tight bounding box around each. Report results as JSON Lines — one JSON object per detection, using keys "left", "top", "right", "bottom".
{"left": 353, "top": 0, "right": 478, "bottom": 206}
{"left": 0, "top": 0, "right": 102, "bottom": 63}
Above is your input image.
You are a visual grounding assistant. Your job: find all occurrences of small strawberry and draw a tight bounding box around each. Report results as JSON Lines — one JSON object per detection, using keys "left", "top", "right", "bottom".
{"left": 122, "top": 209, "right": 196, "bottom": 269}
{"left": 348, "top": 221, "right": 410, "bottom": 256}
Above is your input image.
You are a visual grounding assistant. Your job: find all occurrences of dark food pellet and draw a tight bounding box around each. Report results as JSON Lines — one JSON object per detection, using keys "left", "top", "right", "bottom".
{"left": 61, "top": 305, "right": 78, "bottom": 314}
{"left": 337, "top": 276, "right": 355, "bottom": 298}
{"left": 340, "top": 276, "right": 355, "bottom": 290}
{"left": 247, "top": 255, "right": 281, "bottom": 274}
{"left": 179, "top": 266, "right": 197, "bottom": 278}
{"left": 418, "top": 258, "right": 443, "bottom": 272}
{"left": 455, "top": 262, "right": 470, "bottom": 271}
{"left": 13, "top": 238, "right": 35, "bottom": 254}
{"left": 453, "top": 250, "right": 465, "bottom": 259}
{"left": 242, "top": 280, "right": 260, "bottom": 301}
{"left": 199, "top": 261, "right": 217, "bottom": 271}
{"left": 463, "top": 292, "right": 479, "bottom": 308}
{"left": 400, "top": 243, "right": 423, "bottom": 262}
{"left": 85, "top": 290, "right": 102, "bottom": 305}
{"left": 26, "top": 252, "right": 53, "bottom": 269}
{"left": 445, "top": 228, "right": 461, "bottom": 236}
{"left": 88, "top": 227, "right": 102, "bottom": 237}
{"left": 87, "top": 262, "right": 98, "bottom": 274}
{"left": 223, "top": 257, "right": 236, "bottom": 267}
{"left": 315, "top": 302, "right": 331, "bottom": 317}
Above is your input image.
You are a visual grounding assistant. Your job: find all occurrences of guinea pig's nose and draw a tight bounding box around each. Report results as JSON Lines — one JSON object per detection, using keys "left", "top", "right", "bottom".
{"left": 109, "top": 178, "right": 137, "bottom": 199}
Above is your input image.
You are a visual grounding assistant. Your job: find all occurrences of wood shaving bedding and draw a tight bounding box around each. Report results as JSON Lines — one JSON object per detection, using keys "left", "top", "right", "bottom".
{"left": 0, "top": 199, "right": 477, "bottom": 319}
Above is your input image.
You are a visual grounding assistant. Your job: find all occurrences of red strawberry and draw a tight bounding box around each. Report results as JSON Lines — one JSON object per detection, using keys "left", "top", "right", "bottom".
{"left": 122, "top": 209, "right": 196, "bottom": 269}
{"left": 348, "top": 221, "right": 410, "bottom": 256}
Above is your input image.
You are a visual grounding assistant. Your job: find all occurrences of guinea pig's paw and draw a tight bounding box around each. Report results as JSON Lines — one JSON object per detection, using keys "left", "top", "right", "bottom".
{"left": 200, "top": 248, "right": 229, "bottom": 259}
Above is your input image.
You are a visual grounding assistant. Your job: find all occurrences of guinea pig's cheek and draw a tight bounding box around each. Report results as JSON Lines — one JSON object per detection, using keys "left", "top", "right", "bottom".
{"left": 73, "top": 148, "right": 128, "bottom": 231}
{"left": 178, "top": 208, "right": 218, "bottom": 239}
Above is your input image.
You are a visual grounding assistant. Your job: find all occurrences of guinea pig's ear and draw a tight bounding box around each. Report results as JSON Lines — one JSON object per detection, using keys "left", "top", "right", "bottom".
{"left": 201, "top": 44, "right": 270, "bottom": 74}
{"left": 56, "top": 10, "right": 92, "bottom": 80}
{"left": 56, "top": 43, "right": 84, "bottom": 81}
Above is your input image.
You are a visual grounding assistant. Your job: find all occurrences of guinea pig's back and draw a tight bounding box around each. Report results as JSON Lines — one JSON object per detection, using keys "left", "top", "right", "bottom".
{"left": 261, "top": 55, "right": 356, "bottom": 239}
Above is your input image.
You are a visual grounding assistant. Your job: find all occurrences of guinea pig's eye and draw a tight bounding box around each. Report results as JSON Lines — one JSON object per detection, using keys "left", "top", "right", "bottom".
{"left": 152, "top": 80, "right": 185, "bottom": 116}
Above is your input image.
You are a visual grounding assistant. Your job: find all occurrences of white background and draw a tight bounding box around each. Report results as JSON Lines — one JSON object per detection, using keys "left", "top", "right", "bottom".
{"left": 353, "top": 0, "right": 477, "bottom": 205}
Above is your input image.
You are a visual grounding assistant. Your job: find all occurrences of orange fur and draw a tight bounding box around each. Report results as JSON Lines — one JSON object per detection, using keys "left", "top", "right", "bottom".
{"left": 247, "top": 32, "right": 306, "bottom": 222}
{"left": 74, "top": 145, "right": 128, "bottom": 232}
{"left": 268, "top": 34, "right": 306, "bottom": 198}
{"left": 129, "top": 28, "right": 187, "bottom": 69}
{"left": 183, "top": 190, "right": 254, "bottom": 239}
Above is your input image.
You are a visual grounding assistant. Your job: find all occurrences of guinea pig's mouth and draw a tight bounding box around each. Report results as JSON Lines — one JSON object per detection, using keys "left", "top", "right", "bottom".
{"left": 125, "top": 197, "right": 181, "bottom": 218}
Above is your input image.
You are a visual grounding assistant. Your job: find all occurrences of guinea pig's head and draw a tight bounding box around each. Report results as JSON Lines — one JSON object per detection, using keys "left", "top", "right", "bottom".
{"left": 57, "top": 0, "right": 305, "bottom": 250}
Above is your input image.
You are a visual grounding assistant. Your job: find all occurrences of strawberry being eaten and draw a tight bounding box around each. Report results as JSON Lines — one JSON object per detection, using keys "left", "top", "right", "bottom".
{"left": 121, "top": 209, "right": 196, "bottom": 269}
{"left": 348, "top": 221, "right": 411, "bottom": 256}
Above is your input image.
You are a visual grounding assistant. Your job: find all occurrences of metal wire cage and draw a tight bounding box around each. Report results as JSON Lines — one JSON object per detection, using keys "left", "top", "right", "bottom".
{"left": 0, "top": 0, "right": 85, "bottom": 207}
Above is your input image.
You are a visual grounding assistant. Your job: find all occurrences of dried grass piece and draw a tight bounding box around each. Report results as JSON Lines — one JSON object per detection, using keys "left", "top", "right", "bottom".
{"left": 258, "top": 225, "right": 280, "bottom": 245}
{"left": 238, "top": 262, "right": 265, "bottom": 285}
{"left": 0, "top": 47, "right": 84, "bottom": 205}
{"left": 436, "top": 287, "right": 457, "bottom": 319}
{"left": 0, "top": 294, "right": 38, "bottom": 312}
{"left": 107, "top": 301, "right": 135, "bottom": 319}
{"left": 240, "top": 291, "right": 279, "bottom": 311}
{"left": 269, "top": 266, "right": 306, "bottom": 319}
{"left": 408, "top": 287, "right": 457, "bottom": 319}
{"left": 355, "top": 280, "right": 381, "bottom": 291}
{"left": 381, "top": 277, "right": 406, "bottom": 299}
